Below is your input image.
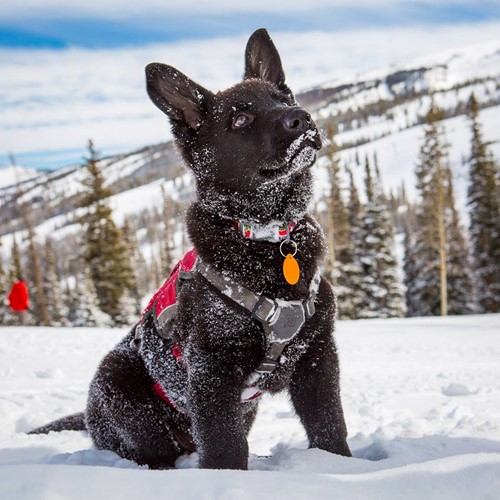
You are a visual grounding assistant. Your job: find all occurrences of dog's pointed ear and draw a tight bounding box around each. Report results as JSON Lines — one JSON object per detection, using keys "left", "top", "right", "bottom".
{"left": 146, "top": 63, "right": 212, "bottom": 130}
{"left": 244, "top": 28, "right": 287, "bottom": 90}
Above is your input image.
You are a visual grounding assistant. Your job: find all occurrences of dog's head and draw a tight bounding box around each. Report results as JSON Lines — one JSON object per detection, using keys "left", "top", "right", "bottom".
{"left": 146, "top": 29, "right": 321, "bottom": 219}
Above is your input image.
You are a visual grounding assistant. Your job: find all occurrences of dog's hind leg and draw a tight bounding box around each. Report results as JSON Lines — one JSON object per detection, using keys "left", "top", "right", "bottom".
{"left": 86, "top": 343, "right": 186, "bottom": 469}
{"left": 289, "top": 279, "right": 351, "bottom": 457}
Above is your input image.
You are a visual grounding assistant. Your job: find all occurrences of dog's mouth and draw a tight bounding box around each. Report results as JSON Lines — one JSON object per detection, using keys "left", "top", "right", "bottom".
{"left": 259, "top": 129, "right": 322, "bottom": 180}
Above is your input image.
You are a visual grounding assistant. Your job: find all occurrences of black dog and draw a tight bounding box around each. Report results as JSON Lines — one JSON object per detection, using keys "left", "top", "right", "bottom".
{"left": 30, "top": 29, "right": 350, "bottom": 470}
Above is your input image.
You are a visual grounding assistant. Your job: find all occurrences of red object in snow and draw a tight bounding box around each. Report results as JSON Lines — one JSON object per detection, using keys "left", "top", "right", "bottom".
{"left": 7, "top": 280, "right": 30, "bottom": 312}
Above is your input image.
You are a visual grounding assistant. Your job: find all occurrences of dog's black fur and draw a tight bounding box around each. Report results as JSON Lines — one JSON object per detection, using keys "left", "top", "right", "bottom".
{"left": 29, "top": 29, "right": 350, "bottom": 470}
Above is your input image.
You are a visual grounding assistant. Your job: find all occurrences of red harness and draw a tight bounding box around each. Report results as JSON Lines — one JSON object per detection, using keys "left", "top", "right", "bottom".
{"left": 140, "top": 249, "right": 262, "bottom": 413}
{"left": 140, "top": 248, "right": 198, "bottom": 330}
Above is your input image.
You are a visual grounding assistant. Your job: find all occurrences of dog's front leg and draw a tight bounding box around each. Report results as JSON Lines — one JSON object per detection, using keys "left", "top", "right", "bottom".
{"left": 187, "top": 357, "right": 249, "bottom": 469}
{"left": 290, "top": 330, "right": 351, "bottom": 457}
{"left": 289, "top": 281, "right": 351, "bottom": 457}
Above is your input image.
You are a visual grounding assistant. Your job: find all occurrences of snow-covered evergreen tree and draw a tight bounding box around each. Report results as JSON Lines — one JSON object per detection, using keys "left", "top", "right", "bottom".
{"left": 160, "top": 186, "right": 177, "bottom": 280}
{"left": 79, "top": 140, "right": 136, "bottom": 324}
{"left": 5, "top": 238, "right": 31, "bottom": 325}
{"left": 356, "top": 158, "right": 404, "bottom": 318}
{"left": 68, "top": 268, "right": 112, "bottom": 327}
{"left": 121, "top": 219, "right": 143, "bottom": 317}
{"left": 442, "top": 168, "right": 477, "bottom": 314}
{"left": 466, "top": 93, "right": 500, "bottom": 313}
{"left": 405, "top": 101, "right": 449, "bottom": 317}
{"left": 321, "top": 126, "right": 368, "bottom": 319}
{"left": 43, "top": 238, "right": 70, "bottom": 326}
{"left": 406, "top": 100, "right": 473, "bottom": 317}
{"left": 8, "top": 238, "right": 23, "bottom": 284}
{"left": 0, "top": 247, "right": 9, "bottom": 324}
{"left": 334, "top": 165, "right": 365, "bottom": 319}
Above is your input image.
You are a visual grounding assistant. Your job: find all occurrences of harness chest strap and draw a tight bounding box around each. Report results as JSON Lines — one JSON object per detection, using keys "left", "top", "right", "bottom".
{"left": 196, "top": 260, "right": 320, "bottom": 375}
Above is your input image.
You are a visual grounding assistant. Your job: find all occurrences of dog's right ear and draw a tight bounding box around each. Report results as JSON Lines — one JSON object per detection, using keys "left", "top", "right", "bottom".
{"left": 146, "top": 63, "right": 212, "bottom": 130}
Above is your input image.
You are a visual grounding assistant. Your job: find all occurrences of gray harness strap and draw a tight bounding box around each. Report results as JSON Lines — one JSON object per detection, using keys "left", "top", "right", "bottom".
{"left": 197, "top": 261, "right": 320, "bottom": 376}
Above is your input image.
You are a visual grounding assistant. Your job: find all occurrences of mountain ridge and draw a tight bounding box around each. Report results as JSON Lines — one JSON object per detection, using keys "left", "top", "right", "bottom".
{"left": 1, "top": 41, "right": 499, "bottom": 247}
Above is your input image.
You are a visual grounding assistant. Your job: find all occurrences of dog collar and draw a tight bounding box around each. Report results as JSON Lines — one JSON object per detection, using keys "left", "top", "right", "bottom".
{"left": 232, "top": 219, "right": 298, "bottom": 243}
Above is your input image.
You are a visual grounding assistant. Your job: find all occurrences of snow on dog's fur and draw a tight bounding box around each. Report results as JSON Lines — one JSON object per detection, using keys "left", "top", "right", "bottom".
{"left": 29, "top": 29, "right": 351, "bottom": 470}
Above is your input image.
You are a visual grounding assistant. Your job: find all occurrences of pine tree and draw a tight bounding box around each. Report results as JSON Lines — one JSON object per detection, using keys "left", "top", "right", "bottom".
{"left": 406, "top": 100, "right": 449, "bottom": 317}
{"left": 357, "top": 158, "right": 404, "bottom": 318}
{"left": 0, "top": 246, "right": 8, "bottom": 324}
{"left": 443, "top": 168, "right": 476, "bottom": 314}
{"left": 79, "top": 140, "right": 135, "bottom": 323}
{"left": 18, "top": 187, "right": 51, "bottom": 326}
{"left": 43, "top": 238, "right": 69, "bottom": 326}
{"left": 160, "top": 186, "right": 177, "bottom": 279}
{"left": 466, "top": 93, "right": 500, "bottom": 312}
{"left": 120, "top": 219, "right": 142, "bottom": 317}
{"left": 323, "top": 124, "right": 350, "bottom": 285}
{"left": 8, "top": 238, "right": 23, "bottom": 284}
{"left": 335, "top": 165, "right": 364, "bottom": 319}
{"left": 5, "top": 238, "right": 28, "bottom": 325}
{"left": 403, "top": 221, "right": 418, "bottom": 316}
{"left": 1, "top": 249, "right": 20, "bottom": 326}
{"left": 68, "top": 268, "right": 113, "bottom": 327}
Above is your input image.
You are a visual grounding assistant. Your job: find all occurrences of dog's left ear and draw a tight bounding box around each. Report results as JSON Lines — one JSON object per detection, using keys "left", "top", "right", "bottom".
{"left": 244, "top": 28, "right": 289, "bottom": 93}
{"left": 146, "top": 63, "right": 212, "bottom": 130}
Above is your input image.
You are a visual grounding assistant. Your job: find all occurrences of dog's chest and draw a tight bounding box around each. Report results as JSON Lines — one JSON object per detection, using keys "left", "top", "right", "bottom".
{"left": 137, "top": 215, "right": 325, "bottom": 410}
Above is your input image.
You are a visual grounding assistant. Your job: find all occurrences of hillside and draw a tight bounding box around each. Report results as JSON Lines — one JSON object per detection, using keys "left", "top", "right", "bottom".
{"left": 0, "top": 164, "right": 40, "bottom": 190}
{"left": 0, "top": 40, "right": 499, "bottom": 267}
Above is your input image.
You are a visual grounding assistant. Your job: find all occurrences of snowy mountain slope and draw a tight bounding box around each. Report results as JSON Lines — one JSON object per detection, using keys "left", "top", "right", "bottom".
{"left": 336, "top": 104, "right": 500, "bottom": 216}
{"left": 0, "top": 41, "right": 499, "bottom": 258}
{"left": 303, "top": 41, "right": 500, "bottom": 113}
{"left": 0, "top": 141, "right": 180, "bottom": 239}
{"left": 0, "top": 314, "right": 499, "bottom": 499}
{"left": 1, "top": 101, "right": 498, "bottom": 254}
{"left": 0, "top": 164, "right": 39, "bottom": 189}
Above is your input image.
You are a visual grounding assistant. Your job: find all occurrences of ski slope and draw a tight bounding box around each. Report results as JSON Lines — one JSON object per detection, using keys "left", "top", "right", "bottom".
{"left": 0, "top": 314, "right": 499, "bottom": 499}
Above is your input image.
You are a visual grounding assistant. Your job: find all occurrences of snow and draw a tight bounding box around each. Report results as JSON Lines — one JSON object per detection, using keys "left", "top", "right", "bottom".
{"left": 329, "top": 104, "right": 500, "bottom": 219}
{"left": 1, "top": 314, "right": 499, "bottom": 499}
{"left": 1, "top": 36, "right": 500, "bottom": 266}
{"left": 0, "top": 165, "right": 39, "bottom": 189}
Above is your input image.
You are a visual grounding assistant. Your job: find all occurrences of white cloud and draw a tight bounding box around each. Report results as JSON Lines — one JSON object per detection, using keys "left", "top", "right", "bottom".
{"left": 0, "top": 0, "right": 488, "bottom": 19}
{"left": 1, "top": 22, "right": 500, "bottom": 166}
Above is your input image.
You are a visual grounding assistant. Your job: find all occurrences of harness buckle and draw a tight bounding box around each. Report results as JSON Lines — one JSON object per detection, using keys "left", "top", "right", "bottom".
{"left": 156, "top": 303, "right": 178, "bottom": 340}
{"left": 256, "top": 358, "right": 278, "bottom": 373}
{"left": 252, "top": 296, "right": 280, "bottom": 325}
{"left": 304, "top": 295, "right": 316, "bottom": 319}
{"left": 129, "top": 323, "right": 143, "bottom": 351}
{"left": 268, "top": 302, "right": 306, "bottom": 343}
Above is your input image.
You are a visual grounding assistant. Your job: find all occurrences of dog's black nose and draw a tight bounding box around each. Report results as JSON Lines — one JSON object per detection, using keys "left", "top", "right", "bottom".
{"left": 283, "top": 109, "right": 312, "bottom": 132}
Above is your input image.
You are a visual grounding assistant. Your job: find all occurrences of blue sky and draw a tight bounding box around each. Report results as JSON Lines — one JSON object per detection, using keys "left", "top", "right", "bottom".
{"left": 1, "top": 2, "right": 499, "bottom": 49}
{"left": 1, "top": 0, "right": 500, "bottom": 170}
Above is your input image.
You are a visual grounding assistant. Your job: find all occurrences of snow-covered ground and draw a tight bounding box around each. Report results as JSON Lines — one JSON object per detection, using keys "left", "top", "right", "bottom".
{"left": 0, "top": 314, "right": 499, "bottom": 499}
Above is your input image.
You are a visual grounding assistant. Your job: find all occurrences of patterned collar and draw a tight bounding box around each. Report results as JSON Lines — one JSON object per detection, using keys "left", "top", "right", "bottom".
{"left": 232, "top": 218, "right": 298, "bottom": 243}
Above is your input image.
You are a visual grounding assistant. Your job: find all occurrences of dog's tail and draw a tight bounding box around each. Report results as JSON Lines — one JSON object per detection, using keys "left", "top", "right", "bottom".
{"left": 28, "top": 412, "right": 86, "bottom": 434}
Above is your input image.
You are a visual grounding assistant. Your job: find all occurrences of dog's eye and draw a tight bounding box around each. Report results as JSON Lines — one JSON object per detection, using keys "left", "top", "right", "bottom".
{"left": 232, "top": 113, "right": 253, "bottom": 129}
